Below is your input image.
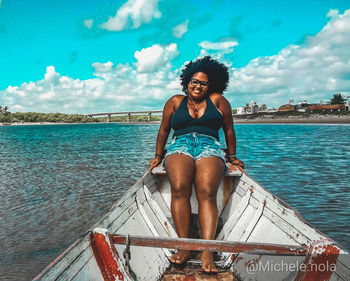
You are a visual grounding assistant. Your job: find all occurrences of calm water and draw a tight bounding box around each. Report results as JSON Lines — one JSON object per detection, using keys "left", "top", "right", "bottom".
{"left": 0, "top": 123, "right": 349, "bottom": 280}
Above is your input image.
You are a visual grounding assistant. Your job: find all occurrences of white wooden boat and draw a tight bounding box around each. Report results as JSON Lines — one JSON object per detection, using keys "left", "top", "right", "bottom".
{"left": 34, "top": 164, "right": 350, "bottom": 281}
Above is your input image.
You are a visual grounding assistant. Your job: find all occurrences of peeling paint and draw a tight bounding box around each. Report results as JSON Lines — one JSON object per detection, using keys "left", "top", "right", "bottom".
{"left": 230, "top": 254, "right": 236, "bottom": 262}
{"left": 92, "top": 229, "right": 131, "bottom": 281}
{"left": 294, "top": 240, "right": 340, "bottom": 281}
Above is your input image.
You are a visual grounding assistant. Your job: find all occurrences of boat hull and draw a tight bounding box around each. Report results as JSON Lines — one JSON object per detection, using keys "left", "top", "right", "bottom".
{"left": 34, "top": 167, "right": 350, "bottom": 281}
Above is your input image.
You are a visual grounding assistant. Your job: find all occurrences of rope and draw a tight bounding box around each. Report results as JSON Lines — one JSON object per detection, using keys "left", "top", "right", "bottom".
{"left": 123, "top": 233, "right": 131, "bottom": 273}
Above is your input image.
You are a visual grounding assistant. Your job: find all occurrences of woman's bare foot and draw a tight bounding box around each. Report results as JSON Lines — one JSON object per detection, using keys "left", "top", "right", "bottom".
{"left": 170, "top": 250, "right": 191, "bottom": 264}
{"left": 201, "top": 251, "right": 218, "bottom": 273}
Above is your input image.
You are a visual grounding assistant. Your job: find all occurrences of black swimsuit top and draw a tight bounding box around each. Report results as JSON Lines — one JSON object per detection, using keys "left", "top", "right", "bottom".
{"left": 171, "top": 95, "right": 223, "bottom": 140}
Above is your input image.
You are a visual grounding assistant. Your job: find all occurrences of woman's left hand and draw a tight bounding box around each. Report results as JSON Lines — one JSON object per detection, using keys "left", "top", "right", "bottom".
{"left": 228, "top": 158, "right": 244, "bottom": 168}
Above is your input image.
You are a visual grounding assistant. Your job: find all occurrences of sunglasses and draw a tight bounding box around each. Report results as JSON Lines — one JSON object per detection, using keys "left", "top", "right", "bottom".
{"left": 190, "top": 78, "right": 209, "bottom": 88}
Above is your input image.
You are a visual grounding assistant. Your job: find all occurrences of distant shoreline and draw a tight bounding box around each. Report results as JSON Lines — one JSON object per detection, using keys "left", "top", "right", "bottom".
{"left": 234, "top": 115, "right": 350, "bottom": 124}
{"left": 0, "top": 121, "right": 160, "bottom": 126}
{"left": 1, "top": 115, "right": 350, "bottom": 126}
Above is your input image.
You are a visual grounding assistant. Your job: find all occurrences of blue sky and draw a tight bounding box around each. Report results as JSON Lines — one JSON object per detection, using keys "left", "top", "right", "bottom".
{"left": 0, "top": 0, "right": 349, "bottom": 113}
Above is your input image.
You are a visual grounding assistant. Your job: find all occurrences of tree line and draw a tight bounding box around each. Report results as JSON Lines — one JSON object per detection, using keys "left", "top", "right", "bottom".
{"left": 0, "top": 110, "right": 160, "bottom": 123}
{"left": 1, "top": 93, "right": 348, "bottom": 124}
{"left": 243, "top": 93, "right": 347, "bottom": 113}
{"left": 0, "top": 109, "right": 94, "bottom": 123}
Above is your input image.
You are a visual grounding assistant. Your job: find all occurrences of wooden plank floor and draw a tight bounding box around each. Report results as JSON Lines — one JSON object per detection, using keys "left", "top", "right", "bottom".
{"left": 161, "top": 263, "right": 239, "bottom": 281}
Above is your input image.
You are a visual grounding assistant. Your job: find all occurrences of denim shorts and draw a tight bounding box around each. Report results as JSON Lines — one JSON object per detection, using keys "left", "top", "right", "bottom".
{"left": 165, "top": 133, "right": 226, "bottom": 163}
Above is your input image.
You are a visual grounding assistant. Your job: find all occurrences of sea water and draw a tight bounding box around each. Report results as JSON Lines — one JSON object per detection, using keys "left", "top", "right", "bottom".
{"left": 0, "top": 123, "right": 349, "bottom": 280}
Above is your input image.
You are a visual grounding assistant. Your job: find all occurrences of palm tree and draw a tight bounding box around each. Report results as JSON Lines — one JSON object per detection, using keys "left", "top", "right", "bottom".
{"left": 330, "top": 93, "right": 346, "bottom": 105}
{"left": 244, "top": 102, "right": 250, "bottom": 113}
{"left": 252, "top": 101, "right": 259, "bottom": 113}
{"left": 1, "top": 106, "right": 10, "bottom": 123}
{"left": 0, "top": 106, "right": 3, "bottom": 122}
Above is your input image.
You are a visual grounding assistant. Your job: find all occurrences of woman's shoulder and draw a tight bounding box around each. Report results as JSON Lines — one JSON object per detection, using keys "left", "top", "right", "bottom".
{"left": 166, "top": 94, "right": 186, "bottom": 106}
{"left": 170, "top": 94, "right": 186, "bottom": 101}
{"left": 164, "top": 94, "right": 186, "bottom": 111}
{"left": 209, "top": 93, "right": 229, "bottom": 106}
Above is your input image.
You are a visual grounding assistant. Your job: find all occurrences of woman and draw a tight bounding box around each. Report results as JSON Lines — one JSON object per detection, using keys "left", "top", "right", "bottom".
{"left": 149, "top": 56, "right": 244, "bottom": 273}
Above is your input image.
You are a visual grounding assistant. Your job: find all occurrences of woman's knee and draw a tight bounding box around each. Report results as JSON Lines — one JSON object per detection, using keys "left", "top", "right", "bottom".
{"left": 171, "top": 181, "right": 192, "bottom": 198}
{"left": 196, "top": 186, "right": 217, "bottom": 202}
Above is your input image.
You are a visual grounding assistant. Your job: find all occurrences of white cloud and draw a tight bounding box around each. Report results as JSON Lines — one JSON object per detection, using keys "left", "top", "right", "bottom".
{"left": 2, "top": 9, "right": 350, "bottom": 113}
{"left": 199, "top": 39, "right": 238, "bottom": 61}
{"left": 40, "top": 91, "right": 55, "bottom": 100}
{"left": 99, "top": 0, "right": 161, "bottom": 31}
{"left": 199, "top": 40, "right": 238, "bottom": 51}
{"left": 327, "top": 9, "right": 339, "bottom": 18}
{"left": 172, "top": 20, "right": 189, "bottom": 38}
{"left": 0, "top": 45, "right": 180, "bottom": 114}
{"left": 134, "top": 43, "right": 179, "bottom": 73}
{"left": 44, "top": 66, "right": 59, "bottom": 82}
{"left": 84, "top": 19, "right": 94, "bottom": 29}
{"left": 92, "top": 62, "right": 114, "bottom": 77}
{"left": 226, "top": 9, "right": 350, "bottom": 107}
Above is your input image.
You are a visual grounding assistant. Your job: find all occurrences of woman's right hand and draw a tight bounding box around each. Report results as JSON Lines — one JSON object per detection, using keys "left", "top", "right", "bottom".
{"left": 148, "top": 156, "right": 162, "bottom": 171}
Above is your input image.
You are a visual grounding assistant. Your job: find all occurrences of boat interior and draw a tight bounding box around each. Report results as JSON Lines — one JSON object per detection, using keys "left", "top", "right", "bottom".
{"left": 103, "top": 165, "right": 348, "bottom": 281}
{"left": 36, "top": 164, "right": 349, "bottom": 281}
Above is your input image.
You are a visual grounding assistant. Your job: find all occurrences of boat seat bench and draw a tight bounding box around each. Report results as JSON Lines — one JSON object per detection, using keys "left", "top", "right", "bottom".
{"left": 151, "top": 163, "right": 243, "bottom": 177}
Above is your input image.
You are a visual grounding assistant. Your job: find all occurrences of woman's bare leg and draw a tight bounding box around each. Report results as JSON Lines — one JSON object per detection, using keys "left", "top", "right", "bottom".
{"left": 194, "top": 157, "right": 225, "bottom": 272}
{"left": 165, "top": 153, "right": 195, "bottom": 264}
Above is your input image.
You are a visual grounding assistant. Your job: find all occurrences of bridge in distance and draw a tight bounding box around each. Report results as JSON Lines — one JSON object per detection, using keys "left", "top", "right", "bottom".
{"left": 86, "top": 110, "right": 163, "bottom": 122}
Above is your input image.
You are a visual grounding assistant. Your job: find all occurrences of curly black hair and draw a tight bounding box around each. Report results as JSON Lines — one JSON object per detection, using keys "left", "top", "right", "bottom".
{"left": 180, "top": 56, "right": 229, "bottom": 94}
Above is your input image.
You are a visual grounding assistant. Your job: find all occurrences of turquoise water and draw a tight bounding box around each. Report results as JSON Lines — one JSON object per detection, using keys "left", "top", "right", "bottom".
{"left": 0, "top": 123, "right": 349, "bottom": 280}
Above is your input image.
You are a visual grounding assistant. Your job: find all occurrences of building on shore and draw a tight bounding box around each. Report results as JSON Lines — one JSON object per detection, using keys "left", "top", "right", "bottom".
{"left": 296, "top": 101, "right": 309, "bottom": 112}
{"left": 278, "top": 104, "right": 295, "bottom": 112}
{"left": 236, "top": 107, "right": 246, "bottom": 115}
{"left": 236, "top": 96, "right": 349, "bottom": 116}
{"left": 307, "top": 104, "right": 345, "bottom": 112}
{"left": 236, "top": 101, "right": 276, "bottom": 115}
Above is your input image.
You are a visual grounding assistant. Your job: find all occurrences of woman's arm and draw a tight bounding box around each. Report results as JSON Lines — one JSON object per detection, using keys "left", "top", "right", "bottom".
{"left": 149, "top": 96, "right": 179, "bottom": 170}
